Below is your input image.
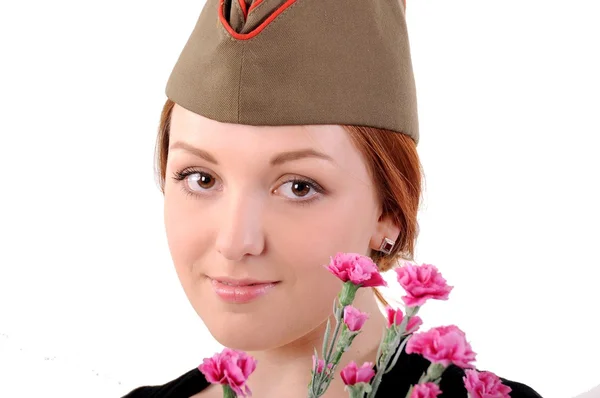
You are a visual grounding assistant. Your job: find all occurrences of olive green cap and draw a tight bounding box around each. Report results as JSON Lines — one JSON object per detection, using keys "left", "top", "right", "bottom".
{"left": 166, "top": 0, "right": 419, "bottom": 144}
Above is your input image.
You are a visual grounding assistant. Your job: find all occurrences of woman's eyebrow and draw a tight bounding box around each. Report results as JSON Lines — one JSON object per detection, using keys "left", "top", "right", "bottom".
{"left": 169, "top": 141, "right": 218, "bottom": 164}
{"left": 269, "top": 149, "right": 334, "bottom": 166}
{"left": 169, "top": 141, "right": 334, "bottom": 166}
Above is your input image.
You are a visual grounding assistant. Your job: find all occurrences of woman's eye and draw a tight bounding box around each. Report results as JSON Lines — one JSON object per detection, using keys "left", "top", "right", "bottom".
{"left": 172, "top": 168, "right": 220, "bottom": 193}
{"left": 276, "top": 179, "right": 323, "bottom": 200}
{"left": 188, "top": 172, "right": 217, "bottom": 191}
{"left": 172, "top": 168, "right": 324, "bottom": 203}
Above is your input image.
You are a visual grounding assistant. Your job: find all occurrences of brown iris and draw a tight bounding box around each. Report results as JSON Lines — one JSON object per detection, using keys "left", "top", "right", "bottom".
{"left": 192, "top": 173, "right": 216, "bottom": 190}
{"left": 291, "top": 181, "right": 311, "bottom": 197}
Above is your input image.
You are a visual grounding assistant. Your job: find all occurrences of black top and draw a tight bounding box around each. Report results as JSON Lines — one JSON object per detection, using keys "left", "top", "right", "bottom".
{"left": 122, "top": 348, "right": 543, "bottom": 397}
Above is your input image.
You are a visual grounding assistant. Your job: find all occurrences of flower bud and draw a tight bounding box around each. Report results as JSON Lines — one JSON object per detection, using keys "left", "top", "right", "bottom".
{"left": 343, "top": 305, "right": 369, "bottom": 332}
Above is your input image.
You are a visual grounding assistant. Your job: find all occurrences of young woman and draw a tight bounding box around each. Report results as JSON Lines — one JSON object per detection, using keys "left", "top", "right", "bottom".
{"left": 124, "top": 0, "right": 542, "bottom": 396}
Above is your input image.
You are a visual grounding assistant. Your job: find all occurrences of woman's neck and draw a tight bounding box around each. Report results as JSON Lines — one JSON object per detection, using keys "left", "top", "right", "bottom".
{"left": 244, "top": 289, "right": 387, "bottom": 397}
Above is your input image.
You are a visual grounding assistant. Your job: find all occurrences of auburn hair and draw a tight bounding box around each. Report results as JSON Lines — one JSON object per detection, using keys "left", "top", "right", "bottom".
{"left": 154, "top": 98, "right": 424, "bottom": 306}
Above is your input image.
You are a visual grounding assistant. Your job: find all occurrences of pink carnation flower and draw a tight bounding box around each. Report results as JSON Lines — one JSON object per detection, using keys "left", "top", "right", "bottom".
{"left": 395, "top": 263, "right": 453, "bottom": 307}
{"left": 463, "top": 369, "right": 512, "bottom": 398}
{"left": 325, "top": 252, "right": 387, "bottom": 287}
{"left": 343, "top": 305, "right": 369, "bottom": 332}
{"left": 198, "top": 348, "right": 257, "bottom": 397}
{"left": 385, "top": 306, "right": 423, "bottom": 334}
{"left": 312, "top": 355, "right": 333, "bottom": 375}
{"left": 406, "top": 325, "right": 477, "bottom": 369}
{"left": 410, "top": 382, "right": 442, "bottom": 398}
{"left": 340, "top": 361, "right": 376, "bottom": 386}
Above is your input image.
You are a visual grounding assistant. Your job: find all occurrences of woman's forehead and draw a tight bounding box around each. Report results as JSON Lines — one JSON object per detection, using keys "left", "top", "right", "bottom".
{"left": 170, "top": 103, "right": 357, "bottom": 160}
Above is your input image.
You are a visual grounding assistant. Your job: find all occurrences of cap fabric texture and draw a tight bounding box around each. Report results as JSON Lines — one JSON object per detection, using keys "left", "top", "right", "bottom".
{"left": 166, "top": 0, "right": 419, "bottom": 144}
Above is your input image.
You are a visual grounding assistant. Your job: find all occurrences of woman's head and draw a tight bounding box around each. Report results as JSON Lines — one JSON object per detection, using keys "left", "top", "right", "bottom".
{"left": 156, "top": 99, "right": 423, "bottom": 351}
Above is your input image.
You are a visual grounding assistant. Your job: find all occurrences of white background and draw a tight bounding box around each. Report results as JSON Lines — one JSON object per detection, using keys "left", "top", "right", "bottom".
{"left": 1, "top": 0, "right": 599, "bottom": 397}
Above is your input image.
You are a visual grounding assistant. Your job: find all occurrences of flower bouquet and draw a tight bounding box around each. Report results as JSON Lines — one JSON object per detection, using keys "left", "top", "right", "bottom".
{"left": 198, "top": 253, "right": 512, "bottom": 398}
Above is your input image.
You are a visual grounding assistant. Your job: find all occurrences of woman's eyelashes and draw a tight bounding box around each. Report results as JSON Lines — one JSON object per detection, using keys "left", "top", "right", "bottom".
{"left": 273, "top": 177, "right": 326, "bottom": 205}
{"left": 172, "top": 167, "right": 222, "bottom": 199}
{"left": 171, "top": 166, "right": 326, "bottom": 205}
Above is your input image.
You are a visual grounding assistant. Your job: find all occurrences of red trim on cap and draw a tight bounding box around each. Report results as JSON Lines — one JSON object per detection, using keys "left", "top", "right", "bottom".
{"left": 219, "top": 0, "right": 298, "bottom": 40}
{"left": 248, "top": 0, "right": 263, "bottom": 13}
{"left": 238, "top": 0, "right": 248, "bottom": 19}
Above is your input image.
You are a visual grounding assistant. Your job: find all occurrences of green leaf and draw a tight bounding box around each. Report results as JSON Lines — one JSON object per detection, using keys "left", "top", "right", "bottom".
{"left": 385, "top": 335, "right": 410, "bottom": 374}
{"left": 322, "top": 318, "right": 331, "bottom": 357}
{"left": 310, "top": 347, "right": 319, "bottom": 395}
{"left": 375, "top": 328, "right": 386, "bottom": 366}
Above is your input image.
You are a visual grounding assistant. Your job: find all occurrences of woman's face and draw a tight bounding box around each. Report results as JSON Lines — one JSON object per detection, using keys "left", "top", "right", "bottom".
{"left": 164, "top": 104, "right": 387, "bottom": 351}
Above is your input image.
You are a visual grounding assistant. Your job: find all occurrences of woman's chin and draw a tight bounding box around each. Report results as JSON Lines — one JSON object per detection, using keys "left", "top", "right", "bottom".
{"left": 204, "top": 317, "right": 310, "bottom": 352}
{"left": 211, "top": 329, "right": 277, "bottom": 352}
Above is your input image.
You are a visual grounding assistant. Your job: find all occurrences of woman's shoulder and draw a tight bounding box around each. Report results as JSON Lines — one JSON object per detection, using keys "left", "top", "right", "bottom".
{"left": 120, "top": 354, "right": 543, "bottom": 398}
{"left": 387, "top": 351, "right": 543, "bottom": 398}
{"left": 440, "top": 363, "right": 542, "bottom": 397}
{"left": 121, "top": 367, "right": 209, "bottom": 398}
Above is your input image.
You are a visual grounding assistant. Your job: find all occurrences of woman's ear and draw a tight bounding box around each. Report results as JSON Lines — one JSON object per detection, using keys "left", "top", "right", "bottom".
{"left": 369, "top": 214, "right": 401, "bottom": 253}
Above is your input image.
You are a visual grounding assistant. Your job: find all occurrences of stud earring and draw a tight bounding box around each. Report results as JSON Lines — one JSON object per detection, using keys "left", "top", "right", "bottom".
{"left": 379, "top": 237, "right": 395, "bottom": 255}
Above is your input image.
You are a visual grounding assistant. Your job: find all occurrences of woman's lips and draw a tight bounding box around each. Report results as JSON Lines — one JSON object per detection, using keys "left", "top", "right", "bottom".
{"left": 209, "top": 278, "right": 279, "bottom": 304}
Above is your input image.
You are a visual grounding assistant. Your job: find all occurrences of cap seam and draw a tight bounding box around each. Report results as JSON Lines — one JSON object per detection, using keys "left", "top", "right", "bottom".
{"left": 232, "top": 0, "right": 246, "bottom": 23}
{"left": 249, "top": 0, "right": 303, "bottom": 38}
{"left": 238, "top": 44, "right": 245, "bottom": 122}
{"left": 247, "top": 0, "right": 263, "bottom": 14}
{"left": 247, "top": 0, "right": 269, "bottom": 17}
{"left": 218, "top": 0, "right": 301, "bottom": 41}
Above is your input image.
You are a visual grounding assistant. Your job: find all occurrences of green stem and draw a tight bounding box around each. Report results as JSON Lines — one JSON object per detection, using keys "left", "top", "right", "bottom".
{"left": 385, "top": 337, "right": 409, "bottom": 374}
{"left": 311, "top": 303, "right": 346, "bottom": 397}
{"left": 324, "top": 305, "right": 344, "bottom": 364}
{"left": 319, "top": 326, "right": 349, "bottom": 394}
{"left": 375, "top": 328, "right": 386, "bottom": 364}
{"left": 222, "top": 385, "right": 237, "bottom": 398}
{"left": 348, "top": 386, "right": 365, "bottom": 398}
{"left": 310, "top": 285, "right": 362, "bottom": 397}
{"left": 330, "top": 346, "right": 344, "bottom": 369}
{"left": 418, "top": 363, "right": 445, "bottom": 384}
{"left": 366, "top": 330, "right": 405, "bottom": 398}
{"left": 366, "top": 352, "right": 388, "bottom": 398}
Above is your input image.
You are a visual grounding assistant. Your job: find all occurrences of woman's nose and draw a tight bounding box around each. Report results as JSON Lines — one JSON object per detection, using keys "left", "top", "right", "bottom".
{"left": 215, "top": 192, "right": 266, "bottom": 261}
